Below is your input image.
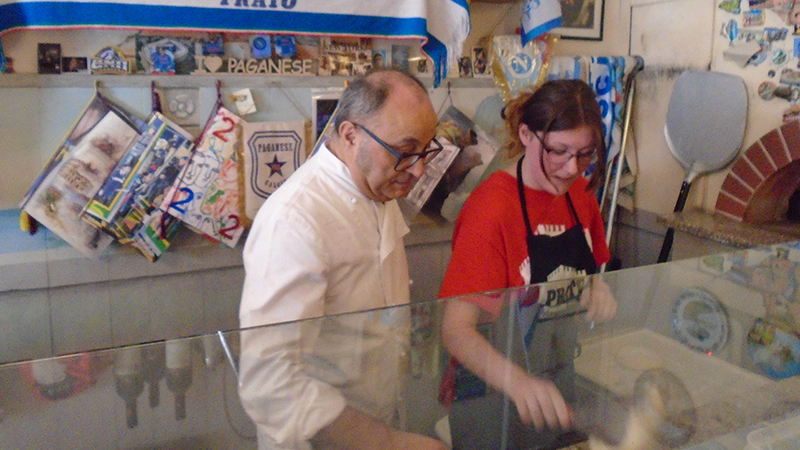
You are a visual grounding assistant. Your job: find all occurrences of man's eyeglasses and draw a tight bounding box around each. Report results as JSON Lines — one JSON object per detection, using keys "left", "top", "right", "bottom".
{"left": 534, "top": 132, "right": 595, "bottom": 167}
{"left": 354, "top": 123, "right": 444, "bottom": 171}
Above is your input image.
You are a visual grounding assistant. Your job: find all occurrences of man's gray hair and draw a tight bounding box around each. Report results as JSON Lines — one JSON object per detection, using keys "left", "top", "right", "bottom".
{"left": 334, "top": 68, "right": 427, "bottom": 131}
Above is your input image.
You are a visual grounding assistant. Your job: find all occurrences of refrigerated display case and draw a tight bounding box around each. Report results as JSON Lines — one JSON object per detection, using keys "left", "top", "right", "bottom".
{"left": 1, "top": 240, "right": 799, "bottom": 449}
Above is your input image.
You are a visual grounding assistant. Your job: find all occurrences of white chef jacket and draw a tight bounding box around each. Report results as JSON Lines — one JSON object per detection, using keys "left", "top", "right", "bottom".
{"left": 238, "top": 143, "right": 411, "bottom": 450}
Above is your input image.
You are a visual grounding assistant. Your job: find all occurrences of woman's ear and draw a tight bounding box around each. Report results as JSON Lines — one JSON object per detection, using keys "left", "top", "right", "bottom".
{"left": 519, "top": 123, "right": 535, "bottom": 147}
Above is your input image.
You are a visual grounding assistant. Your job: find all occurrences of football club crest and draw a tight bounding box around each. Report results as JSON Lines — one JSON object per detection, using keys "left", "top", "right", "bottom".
{"left": 247, "top": 129, "right": 303, "bottom": 197}
{"left": 241, "top": 120, "right": 308, "bottom": 219}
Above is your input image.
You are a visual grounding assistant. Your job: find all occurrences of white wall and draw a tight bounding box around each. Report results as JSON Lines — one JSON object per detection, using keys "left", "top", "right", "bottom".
{"left": 0, "top": 1, "right": 786, "bottom": 217}
{"left": 457, "top": 0, "right": 723, "bottom": 216}
{"left": 472, "top": 0, "right": 789, "bottom": 217}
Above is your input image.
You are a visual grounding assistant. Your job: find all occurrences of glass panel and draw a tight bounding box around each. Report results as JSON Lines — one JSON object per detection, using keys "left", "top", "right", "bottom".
{"left": 1, "top": 241, "right": 799, "bottom": 449}
{"left": 0, "top": 332, "right": 256, "bottom": 449}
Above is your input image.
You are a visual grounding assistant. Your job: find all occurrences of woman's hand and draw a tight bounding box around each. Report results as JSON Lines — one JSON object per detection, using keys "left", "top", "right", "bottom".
{"left": 508, "top": 373, "right": 573, "bottom": 430}
{"left": 580, "top": 277, "right": 617, "bottom": 323}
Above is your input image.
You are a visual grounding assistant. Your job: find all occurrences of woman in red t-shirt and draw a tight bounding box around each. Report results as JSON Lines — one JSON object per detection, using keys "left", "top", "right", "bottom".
{"left": 440, "top": 79, "right": 618, "bottom": 449}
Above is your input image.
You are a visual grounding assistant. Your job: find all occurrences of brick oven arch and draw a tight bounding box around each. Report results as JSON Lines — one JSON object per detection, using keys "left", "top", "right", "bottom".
{"left": 716, "top": 120, "right": 800, "bottom": 223}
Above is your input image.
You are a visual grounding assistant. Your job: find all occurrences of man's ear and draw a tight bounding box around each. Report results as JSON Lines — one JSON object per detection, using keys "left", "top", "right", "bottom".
{"left": 338, "top": 121, "right": 359, "bottom": 148}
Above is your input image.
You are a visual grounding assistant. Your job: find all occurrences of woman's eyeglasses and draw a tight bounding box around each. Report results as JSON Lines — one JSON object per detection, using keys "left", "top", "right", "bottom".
{"left": 534, "top": 132, "right": 595, "bottom": 166}
{"left": 354, "top": 123, "right": 444, "bottom": 172}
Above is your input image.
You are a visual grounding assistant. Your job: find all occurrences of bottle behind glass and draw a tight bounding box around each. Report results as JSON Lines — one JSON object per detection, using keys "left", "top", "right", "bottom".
{"left": 165, "top": 339, "right": 193, "bottom": 421}
{"left": 114, "top": 346, "right": 144, "bottom": 429}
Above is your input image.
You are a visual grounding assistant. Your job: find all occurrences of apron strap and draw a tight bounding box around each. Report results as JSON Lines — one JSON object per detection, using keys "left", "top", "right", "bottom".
{"left": 516, "top": 156, "right": 583, "bottom": 242}
{"left": 516, "top": 156, "right": 535, "bottom": 240}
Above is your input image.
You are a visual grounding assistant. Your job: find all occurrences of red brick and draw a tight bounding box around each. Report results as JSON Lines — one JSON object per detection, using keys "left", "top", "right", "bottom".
{"left": 764, "top": 128, "right": 790, "bottom": 167}
{"left": 715, "top": 192, "right": 747, "bottom": 219}
{"left": 730, "top": 154, "right": 763, "bottom": 186}
{"left": 744, "top": 142, "right": 776, "bottom": 178}
{"left": 719, "top": 174, "right": 754, "bottom": 202}
{"left": 781, "top": 120, "right": 800, "bottom": 160}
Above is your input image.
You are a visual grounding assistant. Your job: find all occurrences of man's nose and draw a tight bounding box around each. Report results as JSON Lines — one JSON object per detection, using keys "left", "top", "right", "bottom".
{"left": 404, "top": 158, "right": 426, "bottom": 178}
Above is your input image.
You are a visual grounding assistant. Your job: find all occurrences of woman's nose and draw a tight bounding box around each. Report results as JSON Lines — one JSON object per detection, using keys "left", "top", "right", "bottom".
{"left": 561, "top": 154, "right": 581, "bottom": 174}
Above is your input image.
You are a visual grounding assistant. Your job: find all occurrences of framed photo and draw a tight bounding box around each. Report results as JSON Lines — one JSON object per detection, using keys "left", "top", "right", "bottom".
{"left": 62, "top": 57, "right": 88, "bottom": 73}
{"left": 458, "top": 56, "right": 473, "bottom": 78}
{"left": 552, "top": 0, "right": 605, "bottom": 40}
{"left": 472, "top": 47, "right": 491, "bottom": 77}
{"left": 37, "top": 43, "right": 62, "bottom": 74}
{"left": 311, "top": 90, "right": 343, "bottom": 151}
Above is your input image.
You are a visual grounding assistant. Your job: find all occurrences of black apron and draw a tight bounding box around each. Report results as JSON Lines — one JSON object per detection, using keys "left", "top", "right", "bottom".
{"left": 517, "top": 155, "right": 597, "bottom": 284}
{"left": 449, "top": 156, "right": 598, "bottom": 450}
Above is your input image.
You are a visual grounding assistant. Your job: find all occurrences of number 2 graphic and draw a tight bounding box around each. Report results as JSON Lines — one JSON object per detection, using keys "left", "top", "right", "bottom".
{"left": 169, "top": 187, "right": 194, "bottom": 214}
{"left": 219, "top": 214, "right": 240, "bottom": 240}
{"left": 212, "top": 117, "right": 236, "bottom": 143}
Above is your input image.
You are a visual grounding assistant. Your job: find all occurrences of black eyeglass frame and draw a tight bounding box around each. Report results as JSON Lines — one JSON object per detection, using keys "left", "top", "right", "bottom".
{"left": 533, "top": 130, "right": 596, "bottom": 167}
{"left": 353, "top": 122, "right": 444, "bottom": 172}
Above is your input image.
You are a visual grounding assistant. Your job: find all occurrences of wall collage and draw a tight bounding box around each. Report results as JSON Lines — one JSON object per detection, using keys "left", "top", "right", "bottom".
{"left": 720, "top": 0, "right": 800, "bottom": 121}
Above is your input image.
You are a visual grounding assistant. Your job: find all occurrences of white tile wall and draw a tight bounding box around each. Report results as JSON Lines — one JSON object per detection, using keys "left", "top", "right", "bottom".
{"left": 0, "top": 288, "right": 52, "bottom": 362}
{"left": 49, "top": 282, "right": 113, "bottom": 355}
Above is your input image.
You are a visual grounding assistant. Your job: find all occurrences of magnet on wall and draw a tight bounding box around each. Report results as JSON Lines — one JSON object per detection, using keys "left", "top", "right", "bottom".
{"left": 721, "top": 18, "right": 739, "bottom": 43}
{"left": 764, "top": 27, "right": 789, "bottom": 43}
{"left": 750, "top": 45, "right": 769, "bottom": 65}
{"left": 719, "top": 0, "right": 742, "bottom": 14}
{"left": 723, "top": 40, "right": 762, "bottom": 66}
{"left": 744, "top": 9, "right": 766, "bottom": 26}
{"left": 772, "top": 48, "right": 789, "bottom": 65}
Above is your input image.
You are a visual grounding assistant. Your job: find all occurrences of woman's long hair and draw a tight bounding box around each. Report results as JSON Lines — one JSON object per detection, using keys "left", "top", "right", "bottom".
{"left": 502, "top": 79, "right": 606, "bottom": 191}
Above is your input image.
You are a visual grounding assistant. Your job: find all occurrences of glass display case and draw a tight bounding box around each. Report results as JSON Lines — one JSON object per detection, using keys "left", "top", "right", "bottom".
{"left": 2, "top": 240, "right": 800, "bottom": 450}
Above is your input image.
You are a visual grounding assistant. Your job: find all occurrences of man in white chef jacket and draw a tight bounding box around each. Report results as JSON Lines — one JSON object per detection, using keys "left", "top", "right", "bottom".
{"left": 239, "top": 69, "right": 447, "bottom": 450}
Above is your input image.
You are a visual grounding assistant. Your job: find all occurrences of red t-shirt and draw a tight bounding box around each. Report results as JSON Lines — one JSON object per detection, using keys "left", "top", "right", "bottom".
{"left": 439, "top": 171, "right": 610, "bottom": 317}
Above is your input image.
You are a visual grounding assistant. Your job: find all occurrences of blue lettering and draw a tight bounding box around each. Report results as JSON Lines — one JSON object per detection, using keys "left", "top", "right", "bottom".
{"left": 598, "top": 99, "right": 610, "bottom": 117}
{"left": 594, "top": 75, "right": 611, "bottom": 95}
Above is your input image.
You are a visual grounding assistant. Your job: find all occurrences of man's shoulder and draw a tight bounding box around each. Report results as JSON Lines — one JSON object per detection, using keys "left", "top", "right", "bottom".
{"left": 256, "top": 163, "right": 355, "bottom": 227}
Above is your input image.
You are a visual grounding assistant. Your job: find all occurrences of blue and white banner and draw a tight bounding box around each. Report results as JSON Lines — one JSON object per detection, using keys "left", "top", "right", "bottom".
{"left": 0, "top": 0, "right": 470, "bottom": 85}
{"left": 521, "top": 0, "right": 561, "bottom": 47}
